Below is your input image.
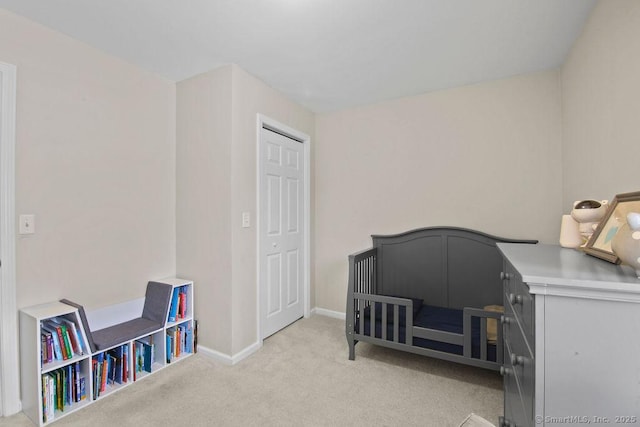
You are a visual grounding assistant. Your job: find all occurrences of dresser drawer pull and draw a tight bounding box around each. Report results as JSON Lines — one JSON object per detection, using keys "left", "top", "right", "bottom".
{"left": 500, "top": 272, "right": 511, "bottom": 280}
{"left": 510, "top": 354, "right": 526, "bottom": 366}
{"left": 509, "top": 293, "right": 523, "bottom": 305}
{"left": 499, "top": 366, "right": 512, "bottom": 376}
{"left": 499, "top": 418, "right": 515, "bottom": 427}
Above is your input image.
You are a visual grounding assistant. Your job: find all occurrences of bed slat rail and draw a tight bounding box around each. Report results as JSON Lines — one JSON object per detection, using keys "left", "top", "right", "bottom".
{"left": 353, "top": 293, "right": 413, "bottom": 344}
{"left": 462, "top": 308, "right": 504, "bottom": 364}
{"left": 412, "top": 327, "right": 463, "bottom": 346}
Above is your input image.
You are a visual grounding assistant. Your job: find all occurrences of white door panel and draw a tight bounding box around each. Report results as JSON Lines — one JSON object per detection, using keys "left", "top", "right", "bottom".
{"left": 260, "top": 127, "right": 305, "bottom": 338}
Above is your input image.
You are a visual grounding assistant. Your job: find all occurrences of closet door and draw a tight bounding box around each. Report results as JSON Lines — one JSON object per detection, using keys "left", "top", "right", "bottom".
{"left": 259, "top": 126, "right": 305, "bottom": 339}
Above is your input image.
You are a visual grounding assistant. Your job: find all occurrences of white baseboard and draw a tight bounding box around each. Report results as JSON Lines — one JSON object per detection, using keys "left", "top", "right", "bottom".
{"left": 312, "top": 307, "right": 346, "bottom": 320}
{"left": 197, "top": 340, "right": 262, "bottom": 366}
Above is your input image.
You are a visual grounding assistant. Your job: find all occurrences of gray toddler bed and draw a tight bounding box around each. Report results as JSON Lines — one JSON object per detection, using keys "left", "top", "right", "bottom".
{"left": 346, "top": 227, "right": 536, "bottom": 371}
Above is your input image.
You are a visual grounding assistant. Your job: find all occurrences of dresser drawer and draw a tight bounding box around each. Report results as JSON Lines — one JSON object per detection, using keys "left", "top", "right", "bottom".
{"left": 502, "top": 361, "right": 529, "bottom": 427}
{"left": 503, "top": 314, "right": 534, "bottom": 425}
{"left": 502, "top": 262, "right": 534, "bottom": 345}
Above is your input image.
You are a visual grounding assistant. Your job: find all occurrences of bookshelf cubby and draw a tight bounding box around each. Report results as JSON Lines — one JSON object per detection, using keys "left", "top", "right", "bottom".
{"left": 19, "top": 278, "right": 195, "bottom": 426}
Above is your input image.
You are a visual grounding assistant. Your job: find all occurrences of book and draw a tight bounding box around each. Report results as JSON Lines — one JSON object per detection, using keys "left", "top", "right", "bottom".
{"left": 42, "top": 324, "right": 63, "bottom": 361}
{"left": 46, "top": 373, "right": 55, "bottom": 421}
{"left": 132, "top": 344, "right": 137, "bottom": 381}
{"left": 107, "top": 345, "right": 124, "bottom": 384}
{"left": 194, "top": 320, "right": 198, "bottom": 353}
{"left": 178, "top": 287, "right": 187, "bottom": 319}
{"left": 59, "top": 324, "right": 73, "bottom": 360}
{"left": 142, "top": 341, "right": 153, "bottom": 372}
{"left": 93, "top": 358, "right": 99, "bottom": 399}
{"left": 74, "top": 361, "right": 81, "bottom": 403}
{"left": 80, "top": 376, "right": 86, "bottom": 401}
{"left": 187, "top": 323, "right": 193, "bottom": 353}
{"left": 168, "top": 287, "right": 180, "bottom": 322}
{"left": 40, "top": 333, "right": 49, "bottom": 364}
{"left": 67, "top": 366, "right": 72, "bottom": 404}
{"left": 54, "top": 370, "right": 62, "bottom": 412}
{"left": 60, "top": 367, "right": 66, "bottom": 410}
{"left": 135, "top": 342, "right": 142, "bottom": 374}
{"left": 60, "top": 317, "right": 84, "bottom": 356}
{"left": 101, "top": 354, "right": 108, "bottom": 392}
{"left": 166, "top": 332, "right": 172, "bottom": 363}
{"left": 41, "top": 375, "right": 48, "bottom": 423}
{"left": 122, "top": 344, "right": 129, "bottom": 383}
{"left": 47, "top": 321, "right": 69, "bottom": 360}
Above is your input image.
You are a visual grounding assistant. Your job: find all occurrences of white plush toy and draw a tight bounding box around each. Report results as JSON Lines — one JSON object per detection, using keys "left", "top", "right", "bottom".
{"left": 570, "top": 200, "right": 608, "bottom": 245}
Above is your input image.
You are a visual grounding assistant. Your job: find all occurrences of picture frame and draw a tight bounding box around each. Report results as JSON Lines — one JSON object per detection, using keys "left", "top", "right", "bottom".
{"left": 584, "top": 190, "right": 640, "bottom": 263}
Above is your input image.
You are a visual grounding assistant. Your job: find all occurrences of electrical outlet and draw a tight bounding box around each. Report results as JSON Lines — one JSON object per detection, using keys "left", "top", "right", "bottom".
{"left": 19, "top": 214, "right": 35, "bottom": 235}
{"left": 242, "top": 212, "right": 250, "bottom": 228}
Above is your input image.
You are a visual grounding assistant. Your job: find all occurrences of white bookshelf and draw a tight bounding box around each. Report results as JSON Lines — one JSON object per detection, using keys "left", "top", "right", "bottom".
{"left": 19, "top": 278, "right": 195, "bottom": 426}
{"left": 20, "top": 302, "right": 93, "bottom": 426}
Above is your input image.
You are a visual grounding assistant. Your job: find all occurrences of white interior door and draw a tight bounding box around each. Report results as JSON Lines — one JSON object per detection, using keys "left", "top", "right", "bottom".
{"left": 259, "top": 126, "right": 305, "bottom": 339}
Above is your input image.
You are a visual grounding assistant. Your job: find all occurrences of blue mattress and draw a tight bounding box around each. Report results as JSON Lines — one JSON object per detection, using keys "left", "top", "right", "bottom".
{"left": 358, "top": 301, "right": 497, "bottom": 362}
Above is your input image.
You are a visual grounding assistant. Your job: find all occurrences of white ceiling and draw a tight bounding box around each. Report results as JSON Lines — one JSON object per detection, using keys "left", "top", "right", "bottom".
{"left": 0, "top": 0, "right": 597, "bottom": 113}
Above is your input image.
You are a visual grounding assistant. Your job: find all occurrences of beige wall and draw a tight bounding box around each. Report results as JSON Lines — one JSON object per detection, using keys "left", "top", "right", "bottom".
{"left": 176, "top": 67, "right": 233, "bottom": 355}
{"left": 0, "top": 10, "right": 177, "bottom": 310}
{"left": 562, "top": 0, "right": 640, "bottom": 207}
{"left": 230, "top": 65, "right": 315, "bottom": 354}
{"left": 315, "top": 71, "right": 563, "bottom": 313}
{"left": 176, "top": 64, "right": 314, "bottom": 356}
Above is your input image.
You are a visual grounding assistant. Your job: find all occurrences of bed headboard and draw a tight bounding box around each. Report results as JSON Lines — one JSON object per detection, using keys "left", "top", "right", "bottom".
{"left": 371, "top": 227, "right": 537, "bottom": 310}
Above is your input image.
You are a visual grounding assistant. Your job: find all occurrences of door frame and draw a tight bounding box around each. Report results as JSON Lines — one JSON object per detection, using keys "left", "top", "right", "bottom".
{"left": 0, "top": 61, "right": 19, "bottom": 416}
{"left": 256, "top": 114, "right": 310, "bottom": 341}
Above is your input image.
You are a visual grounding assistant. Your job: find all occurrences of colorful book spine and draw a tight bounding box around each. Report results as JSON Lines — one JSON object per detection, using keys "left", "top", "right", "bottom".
{"left": 42, "top": 325, "right": 63, "bottom": 361}
{"left": 101, "top": 354, "right": 108, "bottom": 392}
{"left": 168, "top": 287, "right": 180, "bottom": 322}
{"left": 47, "top": 374, "right": 55, "bottom": 421}
{"left": 74, "top": 361, "right": 81, "bottom": 403}
{"left": 132, "top": 345, "right": 137, "bottom": 381}
{"left": 122, "top": 344, "right": 129, "bottom": 383}
{"left": 60, "top": 368, "right": 66, "bottom": 411}
{"left": 61, "top": 318, "right": 83, "bottom": 356}
{"left": 80, "top": 376, "right": 86, "bottom": 401}
{"left": 54, "top": 325, "right": 69, "bottom": 360}
{"left": 178, "top": 287, "right": 187, "bottom": 319}
{"left": 41, "top": 376, "right": 47, "bottom": 423}
{"left": 59, "top": 325, "right": 73, "bottom": 360}
{"left": 194, "top": 320, "right": 198, "bottom": 353}
{"left": 40, "top": 333, "right": 48, "bottom": 365}
{"left": 166, "top": 332, "right": 172, "bottom": 363}
{"left": 92, "top": 359, "right": 98, "bottom": 399}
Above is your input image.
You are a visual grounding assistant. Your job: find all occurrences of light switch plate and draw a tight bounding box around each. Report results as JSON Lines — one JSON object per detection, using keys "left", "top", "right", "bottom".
{"left": 242, "top": 212, "right": 250, "bottom": 228}
{"left": 19, "top": 214, "right": 35, "bottom": 234}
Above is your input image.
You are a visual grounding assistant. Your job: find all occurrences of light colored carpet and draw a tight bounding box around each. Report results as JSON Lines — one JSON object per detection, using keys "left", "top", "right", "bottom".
{"left": 1, "top": 315, "right": 502, "bottom": 426}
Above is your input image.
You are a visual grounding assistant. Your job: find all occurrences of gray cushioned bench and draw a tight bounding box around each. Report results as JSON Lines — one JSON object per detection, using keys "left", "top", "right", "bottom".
{"left": 61, "top": 281, "right": 173, "bottom": 352}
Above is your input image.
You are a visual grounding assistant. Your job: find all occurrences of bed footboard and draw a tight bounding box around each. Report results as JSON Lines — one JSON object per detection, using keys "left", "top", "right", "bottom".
{"left": 350, "top": 293, "right": 416, "bottom": 360}
{"left": 463, "top": 308, "right": 504, "bottom": 366}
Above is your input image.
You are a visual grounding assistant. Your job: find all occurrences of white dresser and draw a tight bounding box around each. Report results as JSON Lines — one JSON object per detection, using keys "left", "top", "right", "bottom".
{"left": 497, "top": 243, "right": 640, "bottom": 427}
